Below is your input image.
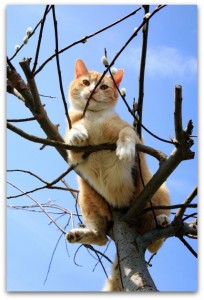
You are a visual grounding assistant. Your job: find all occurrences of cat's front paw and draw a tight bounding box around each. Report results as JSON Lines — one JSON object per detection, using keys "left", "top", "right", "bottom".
{"left": 116, "top": 141, "right": 135, "bottom": 162}
{"left": 156, "top": 214, "right": 170, "bottom": 227}
{"left": 67, "top": 127, "right": 88, "bottom": 145}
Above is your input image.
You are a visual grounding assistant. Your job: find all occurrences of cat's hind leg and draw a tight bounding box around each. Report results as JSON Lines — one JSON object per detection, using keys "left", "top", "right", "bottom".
{"left": 66, "top": 177, "right": 112, "bottom": 246}
{"left": 66, "top": 227, "right": 108, "bottom": 246}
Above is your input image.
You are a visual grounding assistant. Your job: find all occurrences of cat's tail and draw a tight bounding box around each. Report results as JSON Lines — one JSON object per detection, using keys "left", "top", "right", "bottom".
{"left": 102, "top": 257, "right": 123, "bottom": 291}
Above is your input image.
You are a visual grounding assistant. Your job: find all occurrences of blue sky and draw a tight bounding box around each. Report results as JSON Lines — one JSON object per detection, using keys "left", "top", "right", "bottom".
{"left": 6, "top": 4, "right": 197, "bottom": 294}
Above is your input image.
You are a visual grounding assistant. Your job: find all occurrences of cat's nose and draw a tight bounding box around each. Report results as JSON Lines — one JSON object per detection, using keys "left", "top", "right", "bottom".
{"left": 89, "top": 88, "right": 97, "bottom": 94}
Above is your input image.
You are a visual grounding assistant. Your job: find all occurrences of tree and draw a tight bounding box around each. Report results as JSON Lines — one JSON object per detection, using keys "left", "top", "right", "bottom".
{"left": 7, "top": 5, "right": 197, "bottom": 292}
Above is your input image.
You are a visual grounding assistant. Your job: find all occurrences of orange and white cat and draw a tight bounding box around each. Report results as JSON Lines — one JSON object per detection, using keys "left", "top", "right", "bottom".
{"left": 65, "top": 59, "right": 170, "bottom": 291}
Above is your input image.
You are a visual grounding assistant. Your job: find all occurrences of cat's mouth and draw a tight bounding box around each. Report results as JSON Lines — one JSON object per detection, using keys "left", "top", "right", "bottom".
{"left": 90, "top": 97, "right": 101, "bottom": 103}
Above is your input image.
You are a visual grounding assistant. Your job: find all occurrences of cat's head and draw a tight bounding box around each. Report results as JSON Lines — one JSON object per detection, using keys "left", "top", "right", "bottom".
{"left": 69, "top": 59, "right": 124, "bottom": 112}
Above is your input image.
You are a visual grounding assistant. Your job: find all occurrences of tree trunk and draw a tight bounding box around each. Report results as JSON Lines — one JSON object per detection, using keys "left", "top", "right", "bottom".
{"left": 112, "top": 211, "right": 158, "bottom": 291}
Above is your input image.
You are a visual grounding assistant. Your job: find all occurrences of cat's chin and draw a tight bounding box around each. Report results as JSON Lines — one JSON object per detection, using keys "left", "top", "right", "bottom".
{"left": 90, "top": 97, "right": 102, "bottom": 103}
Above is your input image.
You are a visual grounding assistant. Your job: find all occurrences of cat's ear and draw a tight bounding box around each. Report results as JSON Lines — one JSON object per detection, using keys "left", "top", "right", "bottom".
{"left": 75, "top": 59, "right": 89, "bottom": 78}
{"left": 113, "top": 69, "right": 124, "bottom": 86}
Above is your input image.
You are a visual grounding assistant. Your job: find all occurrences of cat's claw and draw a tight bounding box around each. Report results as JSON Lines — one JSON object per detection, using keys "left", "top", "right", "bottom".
{"left": 68, "top": 127, "right": 88, "bottom": 145}
{"left": 156, "top": 214, "right": 170, "bottom": 227}
{"left": 116, "top": 142, "right": 135, "bottom": 162}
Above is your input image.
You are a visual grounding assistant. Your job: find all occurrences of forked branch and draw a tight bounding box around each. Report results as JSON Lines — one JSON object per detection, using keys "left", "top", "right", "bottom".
{"left": 123, "top": 85, "right": 195, "bottom": 225}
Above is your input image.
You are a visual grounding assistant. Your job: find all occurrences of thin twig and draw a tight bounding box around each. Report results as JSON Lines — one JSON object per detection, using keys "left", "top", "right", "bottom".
{"left": 8, "top": 6, "right": 52, "bottom": 61}
{"left": 32, "top": 5, "right": 50, "bottom": 73}
{"left": 74, "top": 245, "right": 83, "bottom": 267}
{"left": 7, "top": 117, "right": 36, "bottom": 123}
{"left": 146, "top": 252, "right": 157, "bottom": 267}
{"left": 84, "top": 245, "right": 110, "bottom": 278}
{"left": 182, "top": 213, "right": 197, "bottom": 222}
{"left": 107, "top": 55, "right": 174, "bottom": 145}
{"left": 44, "top": 217, "right": 71, "bottom": 285}
{"left": 44, "top": 232, "right": 64, "bottom": 285}
{"left": 174, "top": 85, "right": 183, "bottom": 143}
{"left": 82, "top": 5, "right": 166, "bottom": 118}
{"left": 178, "top": 236, "right": 197, "bottom": 258}
{"left": 137, "top": 5, "right": 149, "bottom": 139}
{"left": 92, "top": 240, "right": 112, "bottom": 272}
{"left": 7, "top": 181, "right": 66, "bottom": 234}
{"left": 51, "top": 5, "right": 72, "bottom": 129}
{"left": 175, "top": 187, "right": 197, "bottom": 222}
{"left": 33, "top": 7, "right": 142, "bottom": 76}
{"left": 7, "top": 169, "right": 48, "bottom": 184}
{"left": 143, "top": 203, "right": 197, "bottom": 213}
{"left": 7, "top": 166, "right": 78, "bottom": 199}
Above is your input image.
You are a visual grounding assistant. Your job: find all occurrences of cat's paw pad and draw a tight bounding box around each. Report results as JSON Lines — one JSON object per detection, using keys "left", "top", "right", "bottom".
{"left": 156, "top": 214, "right": 170, "bottom": 227}
{"left": 66, "top": 229, "right": 84, "bottom": 243}
{"left": 68, "top": 127, "right": 88, "bottom": 145}
{"left": 116, "top": 142, "right": 135, "bottom": 162}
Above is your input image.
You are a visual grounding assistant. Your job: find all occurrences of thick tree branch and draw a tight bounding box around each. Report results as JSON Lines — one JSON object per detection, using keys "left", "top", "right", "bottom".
{"left": 141, "top": 222, "right": 197, "bottom": 250}
{"left": 7, "top": 122, "right": 167, "bottom": 163}
{"left": 8, "top": 59, "right": 68, "bottom": 161}
{"left": 123, "top": 85, "right": 195, "bottom": 225}
{"left": 7, "top": 79, "right": 26, "bottom": 102}
{"left": 112, "top": 211, "right": 158, "bottom": 291}
{"left": 7, "top": 64, "right": 35, "bottom": 113}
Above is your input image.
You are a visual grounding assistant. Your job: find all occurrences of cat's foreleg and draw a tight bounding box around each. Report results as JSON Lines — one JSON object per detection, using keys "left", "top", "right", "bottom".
{"left": 67, "top": 124, "right": 88, "bottom": 145}
{"left": 116, "top": 127, "right": 138, "bottom": 162}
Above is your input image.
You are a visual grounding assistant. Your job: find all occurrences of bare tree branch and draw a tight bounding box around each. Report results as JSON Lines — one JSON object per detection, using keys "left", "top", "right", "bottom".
{"left": 106, "top": 53, "right": 174, "bottom": 145}
{"left": 7, "top": 181, "right": 67, "bottom": 234}
{"left": 7, "top": 122, "right": 168, "bottom": 163}
{"left": 51, "top": 5, "right": 72, "bottom": 129}
{"left": 82, "top": 5, "right": 166, "bottom": 118}
{"left": 8, "top": 5, "right": 52, "bottom": 62}
{"left": 32, "top": 5, "right": 50, "bottom": 73}
{"left": 7, "top": 117, "right": 36, "bottom": 123}
{"left": 6, "top": 5, "right": 197, "bottom": 292}
{"left": 7, "top": 166, "right": 77, "bottom": 199}
{"left": 33, "top": 7, "right": 142, "bottom": 76}
{"left": 123, "top": 85, "right": 195, "bottom": 225}
{"left": 8, "top": 60, "right": 68, "bottom": 161}
{"left": 141, "top": 222, "right": 197, "bottom": 250}
{"left": 175, "top": 186, "right": 197, "bottom": 223}
{"left": 136, "top": 5, "right": 149, "bottom": 138}
{"left": 178, "top": 236, "right": 197, "bottom": 258}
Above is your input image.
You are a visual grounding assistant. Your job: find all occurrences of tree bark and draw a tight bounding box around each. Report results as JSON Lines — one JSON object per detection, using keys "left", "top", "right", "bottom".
{"left": 112, "top": 211, "right": 158, "bottom": 291}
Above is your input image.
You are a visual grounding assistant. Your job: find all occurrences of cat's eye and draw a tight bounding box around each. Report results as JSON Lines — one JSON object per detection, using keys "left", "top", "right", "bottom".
{"left": 100, "top": 84, "right": 108, "bottom": 90}
{"left": 83, "top": 79, "right": 90, "bottom": 86}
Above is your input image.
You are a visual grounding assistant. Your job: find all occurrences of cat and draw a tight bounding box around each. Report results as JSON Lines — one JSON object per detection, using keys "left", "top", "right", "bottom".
{"left": 64, "top": 59, "right": 170, "bottom": 291}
